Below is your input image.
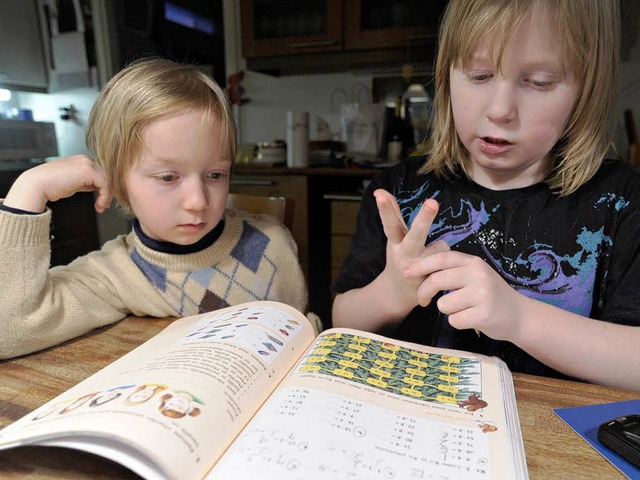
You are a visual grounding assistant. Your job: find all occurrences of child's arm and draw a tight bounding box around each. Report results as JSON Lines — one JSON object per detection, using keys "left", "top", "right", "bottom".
{"left": 515, "top": 298, "right": 640, "bottom": 390}
{"left": 332, "top": 189, "right": 449, "bottom": 332}
{"left": 403, "top": 250, "right": 640, "bottom": 390}
{"left": 4, "top": 155, "right": 112, "bottom": 214}
{"left": 0, "top": 155, "right": 125, "bottom": 358}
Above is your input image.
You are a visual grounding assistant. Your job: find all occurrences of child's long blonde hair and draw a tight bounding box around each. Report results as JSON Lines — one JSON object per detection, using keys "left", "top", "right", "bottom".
{"left": 86, "top": 58, "right": 236, "bottom": 210}
{"left": 422, "top": 0, "right": 620, "bottom": 195}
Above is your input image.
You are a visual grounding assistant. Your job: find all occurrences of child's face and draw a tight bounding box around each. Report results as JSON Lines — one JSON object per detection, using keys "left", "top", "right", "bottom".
{"left": 449, "top": 9, "right": 578, "bottom": 190}
{"left": 127, "top": 385, "right": 161, "bottom": 403}
{"left": 126, "top": 110, "right": 232, "bottom": 245}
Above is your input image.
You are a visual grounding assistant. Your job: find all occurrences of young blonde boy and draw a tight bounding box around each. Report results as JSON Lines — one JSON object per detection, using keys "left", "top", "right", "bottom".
{"left": 0, "top": 59, "right": 307, "bottom": 358}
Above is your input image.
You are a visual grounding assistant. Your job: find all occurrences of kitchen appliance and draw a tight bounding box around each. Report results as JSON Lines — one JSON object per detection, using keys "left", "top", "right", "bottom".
{"left": 0, "top": 119, "right": 58, "bottom": 161}
{"left": 255, "top": 141, "right": 286, "bottom": 165}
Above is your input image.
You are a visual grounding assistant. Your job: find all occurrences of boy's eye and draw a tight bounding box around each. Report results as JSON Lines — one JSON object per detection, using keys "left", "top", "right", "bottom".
{"left": 207, "top": 172, "right": 226, "bottom": 180}
{"left": 157, "top": 174, "right": 178, "bottom": 182}
{"left": 526, "top": 78, "right": 553, "bottom": 89}
{"left": 467, "top": 72, "right": 492, "bottom": 83}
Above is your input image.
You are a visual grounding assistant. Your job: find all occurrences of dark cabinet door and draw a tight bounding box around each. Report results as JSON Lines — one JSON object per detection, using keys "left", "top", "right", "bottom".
{"left": 240, "top": 0, "right": 343, "bottom": 57}
{"left": 344, "top": 0, "right": 448, "bottom": 50}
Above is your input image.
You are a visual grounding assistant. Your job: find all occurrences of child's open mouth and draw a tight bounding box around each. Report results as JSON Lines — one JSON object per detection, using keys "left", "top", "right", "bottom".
{"left": 483, "top": 136, "right": 511, "bottom": 145}
{"left": 478, "top": 136, "right": 514, "bottom": 154}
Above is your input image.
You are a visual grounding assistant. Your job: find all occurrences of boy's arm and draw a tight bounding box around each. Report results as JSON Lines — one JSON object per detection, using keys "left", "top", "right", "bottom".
{"left": 0, "top": 207, "right": 137, "bottom": 359}
{"left": 0, "top": 154, "right": 139, "bottom": 359}
{"left": 4, "top": 155, "right": 112, "bottom": 214}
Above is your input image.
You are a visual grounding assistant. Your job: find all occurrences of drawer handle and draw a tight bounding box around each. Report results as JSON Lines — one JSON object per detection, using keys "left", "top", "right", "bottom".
{"left": 323, "top": 194, "right": 362, "bottom": 201}
{"left": 290, "top": 40, "right": 339, "bottom": 49}
{"left": 231, "top": 179, "right": 275, "bottom": 186}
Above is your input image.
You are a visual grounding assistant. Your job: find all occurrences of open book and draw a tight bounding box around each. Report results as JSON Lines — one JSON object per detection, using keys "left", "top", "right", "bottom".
{"left": 0, "top": 301, "right": 528, "bottom": 480}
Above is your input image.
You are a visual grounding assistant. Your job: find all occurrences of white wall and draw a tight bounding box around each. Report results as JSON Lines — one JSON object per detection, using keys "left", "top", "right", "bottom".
{"left": 236, "top": 71, "right": 374, "bottom": 145}
{"left": 17, "top": 86, "right": 98, "bottom": 157}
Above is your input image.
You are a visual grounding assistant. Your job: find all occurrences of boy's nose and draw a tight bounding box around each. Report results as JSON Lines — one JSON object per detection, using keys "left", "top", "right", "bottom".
{"left": 485, "top": 81, "right": 517, "bottom": 123}
{"left": 183, "top": 178, "right": 209, "bottom": 211}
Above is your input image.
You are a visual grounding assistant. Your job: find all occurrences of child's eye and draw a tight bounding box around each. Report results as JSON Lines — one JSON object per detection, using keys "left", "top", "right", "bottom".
{"left": 156, "top": 174, "right": 178, "bottom": 182}
{"left": 525, "top": 77, "right": 554, "bottom": 90}
{"left": 467, "top": 72, "right": 493, "bottom": 83}
{"left": 207, "top": 172, "right": 226, "bottom": 180}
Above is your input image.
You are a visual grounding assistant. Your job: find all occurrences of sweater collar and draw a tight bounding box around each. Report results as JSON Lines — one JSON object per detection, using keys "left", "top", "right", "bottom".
{"left": 132, "top": 218, "right": 225, "bottom": 255}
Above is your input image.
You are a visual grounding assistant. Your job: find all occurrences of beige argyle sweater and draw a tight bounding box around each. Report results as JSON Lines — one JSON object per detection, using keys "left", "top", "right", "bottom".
{"left": 0, "top": 205, "right": 308, "bottom": 359}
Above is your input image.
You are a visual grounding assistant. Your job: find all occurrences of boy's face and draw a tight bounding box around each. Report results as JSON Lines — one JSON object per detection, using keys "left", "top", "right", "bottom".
{"left": 126, "top": 110, "right": 232, "bottom": 245}
{"left": 449, "top": 9, "right": 578, "bottom": 190}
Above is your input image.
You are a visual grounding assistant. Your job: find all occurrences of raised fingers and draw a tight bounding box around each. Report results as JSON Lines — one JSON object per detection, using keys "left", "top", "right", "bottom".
{"left": 404, "top": 198, "right": 439, "bottom": 256}
{"left": 374, "top": 189, "right": 408, "bottom": 244}
{"left": 375, "top": 189, "right": 441, "bottom": 257}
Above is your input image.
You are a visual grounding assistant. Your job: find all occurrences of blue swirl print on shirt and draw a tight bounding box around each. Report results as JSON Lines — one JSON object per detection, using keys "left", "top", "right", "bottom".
{"left": 431, "top": 199, "right": 492, "bottom": 246}
{"left": 396, "top": 181, "right": 434, "bottom": 227}
{"left": 596, "top": 192, "right": 629, "bottom": 211}
{"left": 397, "top": 182, "right": 493, "bottom": 247}
{"left": 478, "top": 227, "right": 610, "bottom": 316}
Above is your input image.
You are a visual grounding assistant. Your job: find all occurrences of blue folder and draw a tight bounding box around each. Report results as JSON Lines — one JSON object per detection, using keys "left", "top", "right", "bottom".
{"left": 554, "top": 399, "right": 640, "bottom": 479}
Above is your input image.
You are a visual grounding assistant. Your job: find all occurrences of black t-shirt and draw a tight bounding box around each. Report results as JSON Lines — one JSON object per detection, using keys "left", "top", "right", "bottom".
{"left": 334, "top": 156, "right": 640, "bottom": 378}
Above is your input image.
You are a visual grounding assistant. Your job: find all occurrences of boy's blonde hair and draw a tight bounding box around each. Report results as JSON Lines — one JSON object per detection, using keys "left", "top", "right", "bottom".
{"left": 422, "top": 0, "right": 620, "bottom": 195}
{"left": 86, "top": 58, "right": 236, "bottom": 210}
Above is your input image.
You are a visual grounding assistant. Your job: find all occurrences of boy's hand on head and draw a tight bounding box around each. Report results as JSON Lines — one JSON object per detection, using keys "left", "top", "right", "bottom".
{"left": 374, "top": 189, "right": 449, "bottom": 313}
{"left": 404, "top": 250, "right": 526, "bottom": 342}
{"left": 4, "top": 155, "right": 113, "bottom": 214}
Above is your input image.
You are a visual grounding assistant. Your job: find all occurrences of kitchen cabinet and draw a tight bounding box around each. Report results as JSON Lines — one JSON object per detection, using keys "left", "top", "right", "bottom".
{"left": 240, "top": 0, "right": 448, "bottom": 75}
{"left": 329, "top": 197, "right": 360, "bottom": 285}
{"left": 240, "top": 0, "right": 343, "bottom": 58}
{"left": 0, "top": 0, "right": 48, "bottom": 92}
{"left": 344, "top": 1, "right": 447, "bottom": 50}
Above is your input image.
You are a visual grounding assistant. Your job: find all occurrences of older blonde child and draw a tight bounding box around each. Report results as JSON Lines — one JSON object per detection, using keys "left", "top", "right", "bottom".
{"left": 333, "top": 0, "right": 640, "bottom": 390}
{"left": 0, "top": 59, "right": 307, "bottom": 358}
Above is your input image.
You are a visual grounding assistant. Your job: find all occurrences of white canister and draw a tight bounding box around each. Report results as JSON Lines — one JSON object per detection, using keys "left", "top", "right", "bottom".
{"left": 286, "top": 111, "right": 309, "bottom": 168}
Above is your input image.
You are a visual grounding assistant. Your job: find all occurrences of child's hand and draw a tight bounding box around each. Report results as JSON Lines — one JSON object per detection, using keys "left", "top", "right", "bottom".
{"left": 374, "top": 189, "right": 450, "bottom": 313}
{"left": 404, "top": 251, "right": 526, "bottom": 341}
{"left": 4, "top": 155, "right": 112, "bottom": 213}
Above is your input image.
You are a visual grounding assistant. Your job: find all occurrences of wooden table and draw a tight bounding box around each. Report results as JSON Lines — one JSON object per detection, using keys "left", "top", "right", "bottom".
{"left": 1, "top": 317, "right": 638, "bottom": 479}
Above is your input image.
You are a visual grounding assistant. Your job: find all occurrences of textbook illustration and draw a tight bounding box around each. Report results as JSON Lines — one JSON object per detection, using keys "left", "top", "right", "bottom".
{"left": 0, "top": 301, "right": 528, "bottom": 480}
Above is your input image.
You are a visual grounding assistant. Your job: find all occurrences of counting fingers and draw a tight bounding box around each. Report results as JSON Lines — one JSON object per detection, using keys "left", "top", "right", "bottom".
{"left": 375, "top": 189, "right": 408, "bottom": 244}
{"left": 404, "top": 198, "right": 439, "bottom": 254}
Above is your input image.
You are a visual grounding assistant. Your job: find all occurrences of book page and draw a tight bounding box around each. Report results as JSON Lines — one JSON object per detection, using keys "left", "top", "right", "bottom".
{"left": 0, "top": 302, "right": 315, "bottom": 480}
{"left": 208, "top": 329, "right": 528, "bottom": 480}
